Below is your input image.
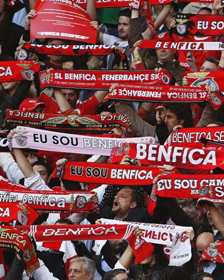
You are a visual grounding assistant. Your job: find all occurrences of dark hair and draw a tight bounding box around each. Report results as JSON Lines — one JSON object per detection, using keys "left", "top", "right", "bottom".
{"left": 95, "top": 103, "right": 116, "bottom": 115}
{"left": 191, "top": 272, "right": 213, "bottom": 280}
{"left": 103, "top": 269, "right": 127, "bottom": 280}
{"left": 56, "top": 218, "right": 73, "bottom": 225}
{"left": 198, "top": 7, "right": 212, "bottom": 14}
{"left": 119, "top": 8, "right": 131, "bottom": 18}
{"left": 204, "top": 56, "right": 219, "bottom": 67}
{"left": 120, "top": 186, "right": 141, "bottom": 208}
{"left": 165, "top": 103, "right": 193, "bottom": 128}
{"left": 61, "top": 55, "right": 88, "bottom": 70}
{"left": 32, "top": 159, "right": 52, "bottom": 177}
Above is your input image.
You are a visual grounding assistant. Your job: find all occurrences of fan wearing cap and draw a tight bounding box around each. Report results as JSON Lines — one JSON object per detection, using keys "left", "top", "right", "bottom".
{"left": 19, "top": 98, "right": 45, "bottom": 113}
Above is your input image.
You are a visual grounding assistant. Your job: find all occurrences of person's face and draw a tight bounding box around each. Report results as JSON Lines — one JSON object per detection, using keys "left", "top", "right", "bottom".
{"left": 114, "top": 273, "right": 129, "bottom": 280}
{"left": 156, "top": 49, "right": 176, "bottom": 64}
{"left": 109, "top": 239, "right": 124, "bottom": 253}
{"left": 62, "top": 61, "right": 74, "bottom": 70}
{"left": 200, "top": 61, "right": 217, "bottom": 72}
{"left": 203, "top": 277, "right": 213, "bottom": 280}
{"left": 33, "top": 165, "right": 48, "bottom": 184}
{"left": 61, "top": 88, "right": 78, "bottom": 108}
{"left": 68, "top": 261, "right": 93, "bottom": 280}
{"left": 164, "top": 109, "right": 184, "bottom": 132}
{"left": 183, "top": 205, "right": 200, "bottom": 224}
{"left": 48, "top": 39, "right": 65, "bottom": 63}
{"left": 112, "top": 188, "right": 136, "bottom": 216}
{"left": 118, "top": 16, "right": 130, "bottom": 40}
{"left": 2, "top": 81, "right": 18, "bottom": 94}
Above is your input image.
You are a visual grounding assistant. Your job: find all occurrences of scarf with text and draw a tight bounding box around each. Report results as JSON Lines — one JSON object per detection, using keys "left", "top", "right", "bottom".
{"left": 109, "top": 143, "right": 224, "bottom": 170}
{"left": 38, "top": 69, "right": 173, "bottom": 90}
{"left": 103, "top": 83, "right": 223, "bottom": 110}
{"left": 9, "top": 126, "right": 155, "bottom": 156}
{"left": 0, "top": 202, "right": 39, "bottom": 225}
{"left": 148, "top": 0, "right": 213, "bottom": 4}
{"left": 148, "top": 174, "right": 224, "bottom": 214}
{"left": 171, "top": 14, "right": 224, "bottom": 36}
{"left": 186, "top": 71, "right": 224, "bottom": 93}
{"left": 17, "top": 43, "right": 124, "bottom": 60}
{"left": 14, "top": 221, "right": 192, "bottom": 266}
{"left": 199, "top": 241, "right": 224, "bottom": 265}
{"left": 138, "top": 40, "right": 224, "bottom": 51}
{"left": 99, "top": 219, "right": 192, "bottom": 266}
{"left": 165, "top": 127, "right": 224, "bottom": 148}
{"left": 0, "top": 227, "right": 39, "bottom": 275}
{"left": 0, "top": 61, "right": 40, "bottom": 82}
{"left": 51, "top": 161, "right": 165, "bottom": 185}
{"left": 0, "top": 177, "right": 96, "bottom": 214}
{"left": 6, "top": 110, "right": 130, "bottom": 131}
{"left": 76, "top": 0, "right": 143, "bottom": 8}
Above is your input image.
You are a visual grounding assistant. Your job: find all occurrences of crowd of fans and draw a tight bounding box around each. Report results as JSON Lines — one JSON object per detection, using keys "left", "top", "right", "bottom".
{"left": 0, "top": 0, "right": 224, "bottom": 279}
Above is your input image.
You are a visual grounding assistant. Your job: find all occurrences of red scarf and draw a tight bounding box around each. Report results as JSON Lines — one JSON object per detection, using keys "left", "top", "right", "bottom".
{"left": 104, "top": 83, "right": 223, "bottom": 110}
{"left": 148, "top": 0, "right": 212, "bottom": 3}
{"left": 0, "top": 61, "right": 40, "bottom": 82}
{"left": 165, "top": 127, "right": 224, "bottom": 148}
{"left": 0, "top": 178, "right": 96, "bottom": 214}
{"left": 0, "top": 202, "right": 39, "bottom": 225}
{"left": 148, "top": 173, "right": 224, "bottom": 214}
{"left": 172, "top": 15, "right": 224, "bottom": 36}
{"left": 38, "top": 69, "right": 173, "bottom": 90}
{"left": 186, "top": 71, "right": 224, "bottom": 93}
{"left": 199, "top": 241, "right": 224, "bottom": 265}
{"left": 51, "top": 161, "right": 165, "bottom": 185}
{"left": 138, "top": 40, "right": 223, "bottom": 51}
{"left": 0, "top": 227, "right": 39, "bottom": 275}
{"left": 109, "top": 143, "right": 224, "bottom": 170}
{"left": 6, "top": 110, "right": 130, "bottom": 131}
{"left": 18, "top": 43, "right": 123, "bottom": 60}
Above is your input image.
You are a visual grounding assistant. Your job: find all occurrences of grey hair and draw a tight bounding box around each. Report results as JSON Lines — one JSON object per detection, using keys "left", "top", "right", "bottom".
{"left": 69, "top": 257, "right": 96, "bottom": 279}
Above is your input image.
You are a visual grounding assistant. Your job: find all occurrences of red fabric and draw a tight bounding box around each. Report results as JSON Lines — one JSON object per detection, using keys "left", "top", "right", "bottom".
{"left": 127, "top": 233, "right": 154, "bottom": 264}
{"left": 217, "top": 65, "right": 224, "bottom": 71}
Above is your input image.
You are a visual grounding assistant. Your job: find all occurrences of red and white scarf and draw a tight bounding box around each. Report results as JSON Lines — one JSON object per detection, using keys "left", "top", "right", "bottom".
{"left": 51, "top": 161, "right": 165, "bottom": 185}
{"left": 38, "top": 69, "right": 173, "bottom": 90}
{"left": 9, "top": 126, "right": 155, "bottom": 156}
{"left": 109, "top": 143, "right": 224, "bottom": 170}
{"left": 98, "top": 219, "right": 193, "bottom": 266}
{"left": 104, "top": 83, "right": 223, "bottom": 110}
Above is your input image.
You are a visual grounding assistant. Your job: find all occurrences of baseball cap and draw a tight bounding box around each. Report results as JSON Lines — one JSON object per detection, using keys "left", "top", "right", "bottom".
{"left": 19, "top": 98, "right": 45, "bottom": 112}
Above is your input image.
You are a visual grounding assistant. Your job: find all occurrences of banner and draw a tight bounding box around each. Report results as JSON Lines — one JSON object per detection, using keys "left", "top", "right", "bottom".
{"left": 0, "top": 61, "right": 40, "bottom": 82}
{"left": 9, "top": 126, "right": 155, "bottom": 156}
{"left": 51, "top": 161, "right": 165, "bottom": 185}
{"left": 31, "top": 0, "right": 97, "bottom": 44}
{"left": 6, "top": 111, "right": 130, "bottom": 131}
{"left": 171, "top": 14, "right": 224, "bottom": 36}
{"left": 69, "top": 0, "right": 143, "bottom": 8}
{"left": 138, "top": 40, "right": 224, "bottom": 51}
{"left": 165, "top": 127, "right": 224, "bottom": 148}
{"left": 104, "top": 83, "right": 223, "bottom": 110}
{"left": 38, "top": 69, "right": 173, "bottom": 90}
{"left": 0, "top": 176, "right": 96, "bottom": 213}
{"left": 109, "top": 143, "right": 224, "bottom": 170}
{"left": 186, "top": 71, "right": 224, "bottom": 93}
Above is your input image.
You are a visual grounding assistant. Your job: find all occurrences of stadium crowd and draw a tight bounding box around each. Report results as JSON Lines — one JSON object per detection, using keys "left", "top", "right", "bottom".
{"left": 0, "top": 0, "right": 224, "bottom": 279}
